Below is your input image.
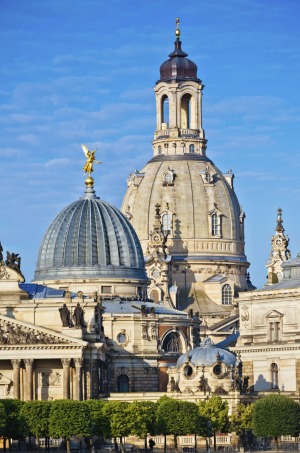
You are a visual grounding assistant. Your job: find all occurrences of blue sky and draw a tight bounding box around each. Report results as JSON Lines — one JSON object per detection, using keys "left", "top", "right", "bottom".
{"left": 0, "top": 0, "right": 299, "bottom": 288}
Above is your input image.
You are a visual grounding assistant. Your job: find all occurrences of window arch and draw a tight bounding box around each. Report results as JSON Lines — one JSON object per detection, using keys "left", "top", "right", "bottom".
{"left": 189, "top": 144, "right": 195, "bottom": 153}
{"left": 161, "top": 95, "right": 169, "bottom": 126}
{"left": 162, "top": 212, "right": 172, "bottom": 236}
{"left": 162, "top": 331, "right": 182, "bottom": 353}
{"left": 270, "top": 363, "right": 278, "bottom": 389}
{"left": 117, "top": 374, "right": 129, "bottom": 392}
{"left": 222, "top": 284, "right": 232, "bottom": 305}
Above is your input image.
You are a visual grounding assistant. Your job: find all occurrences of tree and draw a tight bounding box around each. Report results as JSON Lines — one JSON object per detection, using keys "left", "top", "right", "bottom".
{"left": 0, "top": 399, "right": 26, "bottom": 451}
{"left": 128, "top": 401, "right": 157, "bottom": 449}
{"left": 0, "top": 402, "right": 7, "bottom": 438}
{"left": 198, "top": 396, "right": 230, "bottom": 451}
{"left": 230, "top": 404, "right": 254, "bottom": 450}
{"left": 49, "top": 400, "right": 91, "bottom": 453}
{"left": 83, "top": 400, "right": 110, "bottom": 448}
{"left": 252, "top": 395, "right": 300, "bottom": 451}
{"left": 156, "top": 397, "right": 202, "bottom": 452}
{"left": 102, "top": 401, "right": 131, "bottom": 451}
{"left": 20, "top": 401, "right": 52, "bottom": 450}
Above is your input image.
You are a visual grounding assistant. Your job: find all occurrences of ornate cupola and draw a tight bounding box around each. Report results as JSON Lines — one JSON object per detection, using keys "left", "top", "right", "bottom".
{"left": 153, "top": 18, "right": 207, "bottom": 157}
{"left": 266, "top": 208, "right": 291, "bottom": 285}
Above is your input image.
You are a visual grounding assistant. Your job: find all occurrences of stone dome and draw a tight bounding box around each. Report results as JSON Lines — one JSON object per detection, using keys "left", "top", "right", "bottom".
{"left": 34, "top": 185, "right": 147, "bottom": 282}
{"left": 159, "top": 39, "right": 199, "bottom": 82}
{"left": 177, "top": 338, "right": 236, "bottom": 368}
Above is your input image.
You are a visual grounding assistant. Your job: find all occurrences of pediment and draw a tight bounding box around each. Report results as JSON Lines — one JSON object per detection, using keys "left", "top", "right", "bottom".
{"left": 265, "top": 310, "right": 284, "bottom": 319}
{"left": 0, "top": 315, "right": 88, "bottom": 347}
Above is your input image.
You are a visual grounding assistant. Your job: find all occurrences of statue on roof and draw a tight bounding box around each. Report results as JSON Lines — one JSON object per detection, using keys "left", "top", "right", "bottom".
{"left": 82, "top": 144, "right": 101, "bottom": 175}
{"left": 5, "top": 251, "right": 23, "bottom": 276}
{"left": 0, "top": 242, "right": 3, "bottom": 264}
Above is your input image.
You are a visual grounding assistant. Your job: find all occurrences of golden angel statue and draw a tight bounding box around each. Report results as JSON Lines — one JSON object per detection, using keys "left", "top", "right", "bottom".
{"left": 82, "top": 144, "right": 101, "bottom": 175}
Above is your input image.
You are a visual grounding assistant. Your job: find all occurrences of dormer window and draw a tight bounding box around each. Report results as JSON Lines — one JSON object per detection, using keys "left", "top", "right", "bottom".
{"left": 222, "top": 284, "right": 232, "bottom": 305}
{"left": 162, "top": 212, "right": 172, "bottom": 236}
{"left": 189, "top": 144, "right": 195, "bottom": 153}
{"left": 208, "top": 204, "right": 223, "bottom": 238}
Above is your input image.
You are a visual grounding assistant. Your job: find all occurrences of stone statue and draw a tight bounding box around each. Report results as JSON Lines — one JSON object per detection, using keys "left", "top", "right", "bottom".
{"left": 170, "top": 376, "right": 176, "bottom": 392}
{"left": 73, "top": 303, "right": 84, "bottom": 328}
{"left": 5, "top": 251, "right": 23, "bottom": 276}
{"left": 0, "top": 242, "right": 3, "bottom": 263}
{"left": 82, "top": 144, "right": 101, "bottom": 175}
{"left": 59, "top": 304, "right": 72, "bottom": 327}
{"left": 94, "top": 300, "right": 105, "bottom": 339}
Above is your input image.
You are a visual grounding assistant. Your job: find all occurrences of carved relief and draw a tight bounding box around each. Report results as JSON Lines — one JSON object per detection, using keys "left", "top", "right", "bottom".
{"left": 41, "top": 371, "right": 62, "bottom": 386}
{"left": 241, "top": 305, "right": 250, "bottom": 322}
{"left": 0, "top": 266, "right": 10, "bottom": 280}
{"left": 0, "top": 321, "right": 71, "bottom": 345}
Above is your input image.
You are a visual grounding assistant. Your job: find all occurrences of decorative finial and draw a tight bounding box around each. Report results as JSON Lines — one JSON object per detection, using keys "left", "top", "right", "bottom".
{"left": 175, "top": 17, "right": 180, "bottom": 39}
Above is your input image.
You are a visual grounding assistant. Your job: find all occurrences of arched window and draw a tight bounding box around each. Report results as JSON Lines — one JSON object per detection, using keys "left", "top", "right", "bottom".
{"left": 150, "top": 289, "right": 159, "bottom": 304}
{"left": 161, "top": 95, "right": 169, "bottom": 126}
{"left": 181, "top": 94, "right": 191, "bottom": 129}
{"left": 222, "top": 284, "right": 232, "bottom": 305}
{"left": 162, "top": 331, "right": 182, "bottom": 353}
{"left": 189, "top": 144, "right": 195, "bottom": 153}
{"left": 212, "top": 213, "right": 220, "bottom": 236}
{"left": 117, "top": 374, "right": 129, "bottom": 392}
{"left": 158, "top": 145, "right": 162, "bottom": 155}
{"left": 270, "top": 363, "right": 278, "bottom": 389}
{"left": 162, "top": 212, "right": 172, "bottom": 236}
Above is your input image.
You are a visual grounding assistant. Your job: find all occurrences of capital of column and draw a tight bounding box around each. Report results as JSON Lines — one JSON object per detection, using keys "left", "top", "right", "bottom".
{"left": 74, "top": 358, "right": 83, "bottom": 368}
{"left": 61, "top": 358, "right": 72, "bottom": 367}
{"left": 24, "top": 359, "right": 34, "bottom": 367}
{"left": 11, "top": 359, "right": 22, "bottom": 368}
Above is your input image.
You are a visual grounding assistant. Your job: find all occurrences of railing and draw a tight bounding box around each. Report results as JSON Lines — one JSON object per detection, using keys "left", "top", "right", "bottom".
{"left": 180, "top": 128, "right": 199, "bottom": 137}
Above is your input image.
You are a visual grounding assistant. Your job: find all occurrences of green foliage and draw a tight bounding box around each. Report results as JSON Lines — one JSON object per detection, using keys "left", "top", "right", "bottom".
{"left": 102, "top": 401, "right": 131, "bottom": 438}
{"left": 0, "top": 402, "right": 6, "bottom": 437}
{"left": 21, "top": 401, "right": 51, "bottom": 438}
{"left": 198, "top": 396, "right": 230, "bottom": 434}
{"left": 230, "top": 404, "right": 254, "bottom": 434}
{"left": 1, "top": 399, "right": 27, "bottom": 440}
{"left": 83, "top": 400, "right": 110, "bottom": 437}
{"left": 128, "top": 401, "right": 157, "bottom": 439}
{"left": 156, "top": 398, "right": 202, "bottom": 436}
{"left": 49, "top": 400, "right": 91, "bottom": 439}
{"left": 252, "top": 395, "right": 300, "bottom": 438}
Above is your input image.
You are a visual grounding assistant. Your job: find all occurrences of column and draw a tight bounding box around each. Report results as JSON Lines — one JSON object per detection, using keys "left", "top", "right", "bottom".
{"left": 61, "top": 358, "right": 71, "bottom": 399}
{"left": 74, "top": 358, "right": 83, "bottom": 400}
{"left": 24, "top": 359, "right": 34, "bottom": 401}
{"left": 11, "top": 359, "right": 21, "bottom": 400}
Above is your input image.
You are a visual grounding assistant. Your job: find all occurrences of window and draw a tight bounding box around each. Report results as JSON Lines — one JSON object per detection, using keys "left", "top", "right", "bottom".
{"left": 161, "top": 95, "right": 169, "bottom": 125}
{"left": 158, "top": 145, "right": 162, "bottom": 155}
{"left": 162, "top": 212, "right": 172, "bottom": 236}
{"left": 212, "top": 213, "right": 220, "bottom": 236}
{"left": 117, "top": 374, "right": 129, "bottom": 392}
{"left": 150, "top": 289, "right": 159, "bottom": 304}
{"left": 268, "top": 321, "right": 280, "bottom": 342}
{"left": 222, "top": 284, "right": 232, "bottom": 305}
{"left": 189, "top": 144, "right": 195, "bottom": 153}
{"left": 183, "top": 365, "right": 193, "bottom": 378}
{"left": 213, "top": 364, "right": 222, "bottom": 376}
{"left": 164, "top": 172, "right": 173, "bottom": 184}
{"left": 162, "top": 332, "right": 181, "bottom": 353}
{"left": 181, "top": 94, "right": 191, "bottom": 128}
{"left": 101, "top": 286, "right": 112, "bottom": 294}
{"left": 270, "top": 363, "right": 278, "bottom": 389}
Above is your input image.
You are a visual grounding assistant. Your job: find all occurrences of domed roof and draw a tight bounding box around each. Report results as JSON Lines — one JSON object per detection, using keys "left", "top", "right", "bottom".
{"left": 159, "top": 38, "right": 199, "bottom": 82}
{"left": 34, "top": 184, "right": 147, "bottom": 282}
{"left": 177, "top": 338, "right": 236, "bottom": 368}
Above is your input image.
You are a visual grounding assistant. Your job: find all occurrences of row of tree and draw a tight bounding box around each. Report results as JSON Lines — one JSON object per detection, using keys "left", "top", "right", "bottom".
{"left": 0, "top": 394, "right": 299, "bottom": 453}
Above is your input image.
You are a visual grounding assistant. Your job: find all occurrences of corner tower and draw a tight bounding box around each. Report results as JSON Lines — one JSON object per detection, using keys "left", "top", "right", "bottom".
{"left": 122, "top": 20, "right": 249, "bottom": 319}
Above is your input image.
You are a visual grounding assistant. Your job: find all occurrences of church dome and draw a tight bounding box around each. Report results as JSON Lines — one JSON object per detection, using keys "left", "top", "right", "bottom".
{"left": 34, "top": 185, "right": 147, "bottom": 282}
{"left": 159, "top": 38, "right": 198, "bottom": 82}
{"left": 176, "top": 338, "right": 236, "bottom": 368}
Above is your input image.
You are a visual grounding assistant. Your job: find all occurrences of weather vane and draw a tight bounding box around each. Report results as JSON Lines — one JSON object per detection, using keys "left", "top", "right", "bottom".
{"left": 81, "top": 144, "right": 101, "bottom": 176}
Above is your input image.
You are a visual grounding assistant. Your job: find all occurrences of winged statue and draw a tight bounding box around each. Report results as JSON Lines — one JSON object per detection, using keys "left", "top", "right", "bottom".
{"left": 82, "top": 144, "right": 101, "bottom": 175}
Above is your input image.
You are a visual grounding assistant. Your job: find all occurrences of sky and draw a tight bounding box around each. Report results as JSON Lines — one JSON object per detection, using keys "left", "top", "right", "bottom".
{"left": 0, "top": 0, "right": 300, "bottom": 288}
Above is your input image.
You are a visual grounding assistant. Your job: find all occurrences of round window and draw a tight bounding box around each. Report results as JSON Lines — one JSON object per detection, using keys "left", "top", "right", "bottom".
{"left": 213, "top": 364, "right": 222, "bottom": 376}
{"left": 164, "top": 172, "right": 173, "bottom": 183}
{"left": 117, "top": 333, "right": 127, "bottom": 344}
{"left": 183, "top": 365, "right": 193, "bottom": 378}
{"left": 152, "top": 268, "right": 160, "bottom": 279}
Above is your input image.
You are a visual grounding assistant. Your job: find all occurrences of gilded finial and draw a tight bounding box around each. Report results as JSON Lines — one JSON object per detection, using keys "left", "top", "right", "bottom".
{"left": 175, "top": 17, "right": 180, "bottom": 38}
{"left": 81, "top": 144, "right": 101, "bottom": 186}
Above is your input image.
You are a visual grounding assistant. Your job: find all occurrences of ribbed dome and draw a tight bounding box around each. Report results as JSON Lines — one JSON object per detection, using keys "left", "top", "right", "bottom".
{"left": 159, "top": 39, "right": 198, "bottom": 82}
{"left": 34, "top": 186, "right": 147, "bottom": 282}
{"left": 177, "top": 338, "right": 236, "bottom": 368}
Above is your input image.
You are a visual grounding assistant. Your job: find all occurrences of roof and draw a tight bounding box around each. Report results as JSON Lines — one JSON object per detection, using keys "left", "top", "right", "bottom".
{"left": 103, "top": 300, "right": 186, "bottom": 316}
{"left": 19, "top": 283, "right": 67, "bottom": 299}
{"left": 216, "top": 332, "right": 240, "bottom": 348}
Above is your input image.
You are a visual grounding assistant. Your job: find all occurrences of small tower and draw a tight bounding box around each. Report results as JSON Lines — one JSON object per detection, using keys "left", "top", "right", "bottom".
{"left": 153, "top": 18, "right": 207, "bottom": 157}
{"left": 266, "top": 208, "right": 291, "bottom": 284}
